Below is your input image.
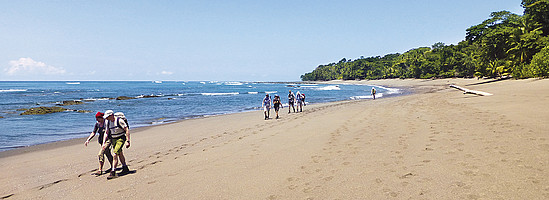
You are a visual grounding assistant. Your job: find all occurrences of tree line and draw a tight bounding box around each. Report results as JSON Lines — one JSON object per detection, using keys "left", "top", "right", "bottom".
{"left": 301, "top": 0, "right": 549, "bottom": 81}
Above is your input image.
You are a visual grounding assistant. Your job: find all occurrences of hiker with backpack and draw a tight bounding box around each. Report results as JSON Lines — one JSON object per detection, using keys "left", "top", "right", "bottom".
{"left": 288, "top": 90, "right": 296, "bottom": 113}
{"left": 273, "top": 95, "right": 283, "bottom": 119}
{"left": 262, "top": 94, "right": 272, "bottom": 120}
{"left": 103, "top": 110, "right": 131, "bottom": 179}
{"left": 296, "top": 91, "right": 303, "bottom": 112}
{"left": 84, "top": 111, "right": 114, "bottom": 176}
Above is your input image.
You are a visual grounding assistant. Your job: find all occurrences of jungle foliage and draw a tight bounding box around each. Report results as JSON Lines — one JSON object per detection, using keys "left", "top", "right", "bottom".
{"left": 301, "top": 0, "right": 549, "bottom": 81}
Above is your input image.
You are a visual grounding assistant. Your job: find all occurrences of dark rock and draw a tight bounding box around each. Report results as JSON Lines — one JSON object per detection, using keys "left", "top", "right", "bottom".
{"left": 116, "top": 96, "right": 136, "bottom": 100}
{"left": 58, "top": 100, "right": 84, "bottom": 106}
{"left": 20, "top": 106, "right": 68, "bottom": 115}
{"left": 16, "top": 108, "right": 28, "bottom": 111}
{"left": 141, "top": 95, "right": 161, "bottom": 98}
{"left": 77, "top": 110, "right": 92, "bottom": 113}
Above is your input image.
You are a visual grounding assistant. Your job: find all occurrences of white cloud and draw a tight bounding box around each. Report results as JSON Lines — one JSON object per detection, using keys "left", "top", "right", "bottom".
{"left": 5, "top": 57, "right": 66, "bottom": 75}
{"left": 160, "top": 70, "right": 173, "bottom": 75}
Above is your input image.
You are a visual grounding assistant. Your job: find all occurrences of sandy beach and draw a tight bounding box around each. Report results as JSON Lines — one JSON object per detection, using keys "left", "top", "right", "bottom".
{"left": 1, "top": 78, "right": 548, "bottom": 199}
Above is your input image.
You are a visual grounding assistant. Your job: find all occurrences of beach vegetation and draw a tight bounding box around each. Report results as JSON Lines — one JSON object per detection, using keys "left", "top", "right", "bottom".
{"left": 301, "top": 0, "right": 549, "bottom": 81}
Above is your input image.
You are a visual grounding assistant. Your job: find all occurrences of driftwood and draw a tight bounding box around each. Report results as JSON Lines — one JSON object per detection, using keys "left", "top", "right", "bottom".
{"left": 449, "top": 85, "right": 492, "bottom": 96}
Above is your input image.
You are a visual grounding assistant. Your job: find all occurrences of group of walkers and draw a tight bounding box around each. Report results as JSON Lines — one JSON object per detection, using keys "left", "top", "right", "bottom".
{"left": 262, "top": 90, "right": 306, "bottom": 120}
{"left": 84, "top": 110, "right": 131, "bottom": 180}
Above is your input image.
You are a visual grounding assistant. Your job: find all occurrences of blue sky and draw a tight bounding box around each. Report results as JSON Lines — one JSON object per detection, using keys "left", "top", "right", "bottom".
{"left": 0, "top": 0, "right": 523, "bottom": 81}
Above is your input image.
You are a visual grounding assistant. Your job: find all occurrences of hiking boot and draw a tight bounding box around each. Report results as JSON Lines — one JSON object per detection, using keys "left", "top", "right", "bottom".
{"left": 106, "top": 171, "right": 118, "bottom": 180}
{"left": 91, "top": 170, "right": 102, "bottom": 176}
{"left": 121, "top": 165, "right": 130, "bottom": 174}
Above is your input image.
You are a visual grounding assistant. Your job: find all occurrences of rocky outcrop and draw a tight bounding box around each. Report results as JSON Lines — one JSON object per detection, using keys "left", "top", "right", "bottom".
{"left": 20, "top": 106, "right": 68, "bottom": 115}
{"left": 19, "top": 106, "right": 93, "bottom": 115}
{"left": 76, "top": 110, "right": 92, "bottom": 113}
{"left": 116, "top": 96, "right": 136, "bottom": 100}
{"left": 57, "top": 100, "right": 84, "bottom": 106}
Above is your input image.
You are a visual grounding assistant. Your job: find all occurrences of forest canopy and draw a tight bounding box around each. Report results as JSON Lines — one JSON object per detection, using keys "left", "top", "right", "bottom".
{"left": 301, "top": 0, "right": 549, "bottom": 81}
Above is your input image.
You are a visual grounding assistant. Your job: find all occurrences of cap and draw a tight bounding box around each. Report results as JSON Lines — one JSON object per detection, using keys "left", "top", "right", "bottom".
{"left": 103, "top": 110, "right": 114, "bottom": 119}
{"left": 95, "top": 112, "right": 104, "bottom": 118}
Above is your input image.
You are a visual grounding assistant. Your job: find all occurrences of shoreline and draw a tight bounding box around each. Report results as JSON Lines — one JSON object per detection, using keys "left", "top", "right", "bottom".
{"left": 0, "top": 81, "right": 406, "bottom": 154}
{"left": 2, "top": 78, "right": 548, "bottom": 199}
{"left": 0, "top": 78, "right": 510, "bottom": 157}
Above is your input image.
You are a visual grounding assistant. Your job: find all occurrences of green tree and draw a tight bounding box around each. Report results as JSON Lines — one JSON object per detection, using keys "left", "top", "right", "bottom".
{"left": 522, "top": 0, "right": 549, "bottom": 35}
{"left": 526, "top": 46, "right": 549, "bottom": 77}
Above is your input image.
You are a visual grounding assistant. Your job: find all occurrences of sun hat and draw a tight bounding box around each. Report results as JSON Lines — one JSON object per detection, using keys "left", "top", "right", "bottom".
{"left": 103, "top": 110, "right": 114, "bottom": 119}
{"left": 95, "top": 112, "right": 104, "bottom": 118}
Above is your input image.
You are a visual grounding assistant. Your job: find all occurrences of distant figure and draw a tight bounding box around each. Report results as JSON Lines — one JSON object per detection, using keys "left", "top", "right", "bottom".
{"left": 371, "top": 87, "right": 376, "bottom": 100}
{"left": 273, "top": 95, "right": 283, "bottom": 119}
{"left": 84, "top": 112, "right": 113, "bottom": 176}
{"left": 288, "top": 90, "right": 296, "bottom": 113}
{"left": 302, "top": 93, "right": 306, "bottom": 106}
{"left": 262, "top": 94, "right": 272, "bottom": 120}
{"left": 104, "top": 110, "right": 131, "bottom": 180}
{"left": 296, "top": 91, "right": 303, "bottom": 112}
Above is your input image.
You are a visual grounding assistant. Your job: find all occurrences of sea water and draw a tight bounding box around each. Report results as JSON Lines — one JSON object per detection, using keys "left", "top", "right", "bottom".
{"left": 0, "top": 81, "right": 401, "bottom": 151}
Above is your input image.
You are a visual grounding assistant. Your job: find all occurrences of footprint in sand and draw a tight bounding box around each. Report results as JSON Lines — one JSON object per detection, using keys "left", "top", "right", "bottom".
{"left": 37, "top": 179, "right": 68, "bottom": 190}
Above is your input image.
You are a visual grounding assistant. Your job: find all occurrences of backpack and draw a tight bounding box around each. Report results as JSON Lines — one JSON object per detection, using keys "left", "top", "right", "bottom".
{"left": 114, "top": 112, "right": 129, "bottom": 129}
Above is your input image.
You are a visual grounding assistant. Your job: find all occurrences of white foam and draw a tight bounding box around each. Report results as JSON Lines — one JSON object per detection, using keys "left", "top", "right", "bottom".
{"left": 66, "top": 82, "right": 80, "bottom": 85}
{"left": 315, "top": 85, "right": 340, "bottom": 90}
{"left": 372, "top": 85, "right": 401, "bottom": 94}
{"left": 224, "top": 82, "right": 243, "bottom": 86}
{"left": 248, "top": 92, "right": 259, "bottom": 94}
{"left": 265, "top": 91, "right": 277, "bottom": 94}
{"left": 350, "top": 93, "right": 383, "bottom": 100}
{"left": 201, "top": 92, "right": 239, "bottom": 96}
{"left": 0, "top": 89, "right": 27, "bottom": 92}
{"left": 200, "top": 82, "right": 206, "bottom": 84}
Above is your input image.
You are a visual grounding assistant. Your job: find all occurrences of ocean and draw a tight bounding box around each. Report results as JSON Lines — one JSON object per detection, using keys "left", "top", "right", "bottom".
{"left": 0, "top": 81, "right": 401, "bottom": 151}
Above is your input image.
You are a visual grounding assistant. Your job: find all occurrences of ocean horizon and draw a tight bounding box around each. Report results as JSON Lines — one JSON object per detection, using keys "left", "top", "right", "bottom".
{"left": 0, "top": 81, "right": 402, "bottom": 151}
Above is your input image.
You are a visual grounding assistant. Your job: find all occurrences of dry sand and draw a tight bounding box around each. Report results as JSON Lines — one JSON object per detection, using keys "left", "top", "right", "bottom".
{"left": 1, "top": 78, "right": 548, "bottom": 199}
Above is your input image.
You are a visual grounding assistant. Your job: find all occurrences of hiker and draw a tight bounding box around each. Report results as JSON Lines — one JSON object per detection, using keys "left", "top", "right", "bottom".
{"left": 262, "top": 94, "right": 272, "bottom": 120}
{"left": 296, "top": 91, "right": 303, "bottom": 112}
{"left": 371, "top": 87, "right": 376, "bottom": 100}
{"left": 273, "top": 95, "right": 283, "bottom": 119}
{"left": 84, "top": 112, "right": 113, "bottom": 176}
{"left": 103, "top": 110, "right": 131, "bottom": 179}
{"left": 288, "top": 90, "right": 296, "bottom": 113}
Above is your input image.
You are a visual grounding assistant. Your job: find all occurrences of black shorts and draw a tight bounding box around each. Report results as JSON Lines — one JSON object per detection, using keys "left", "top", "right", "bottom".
{"left": 274, "top": 105, "right": 280, "bottom": 111}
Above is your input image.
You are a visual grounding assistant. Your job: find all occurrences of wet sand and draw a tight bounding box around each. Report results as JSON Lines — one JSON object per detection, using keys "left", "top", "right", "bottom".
{"left": 1, "top": 78, "right": 548, "bottom": 199}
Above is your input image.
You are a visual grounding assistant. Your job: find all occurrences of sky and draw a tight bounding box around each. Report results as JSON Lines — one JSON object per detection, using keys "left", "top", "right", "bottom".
{"left": 0, "top": 0, "right": 524, "bottom": 81}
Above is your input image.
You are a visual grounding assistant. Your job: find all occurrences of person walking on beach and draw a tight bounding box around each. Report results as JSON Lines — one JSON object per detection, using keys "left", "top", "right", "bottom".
{"left": 84, "top": 112, "right": 113, "bottom": 176}
{"left": 273, "top": 95, "right": 283, "bottom": 119}
{"left": 371, "top": 87, "right": 376, "bottom": 100}
{"left": 288, "top": 90, "right": 296, "bottom": 113}
{"left": 262, "top": 94, "right": 272, "bottom": 120}
{"left": 302, "top": 93, "right": 306, "bottom": 106}
{"left": 103, "top": 110, "right": 131, "bottom": 179}
{"left": 296, "top": 91, "right": 303, "bottom": 112}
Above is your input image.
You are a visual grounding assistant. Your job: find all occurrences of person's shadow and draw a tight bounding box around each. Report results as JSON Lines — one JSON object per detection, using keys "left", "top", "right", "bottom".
{"left": 116, "top": 167, "right": 136, "bottom": 177}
